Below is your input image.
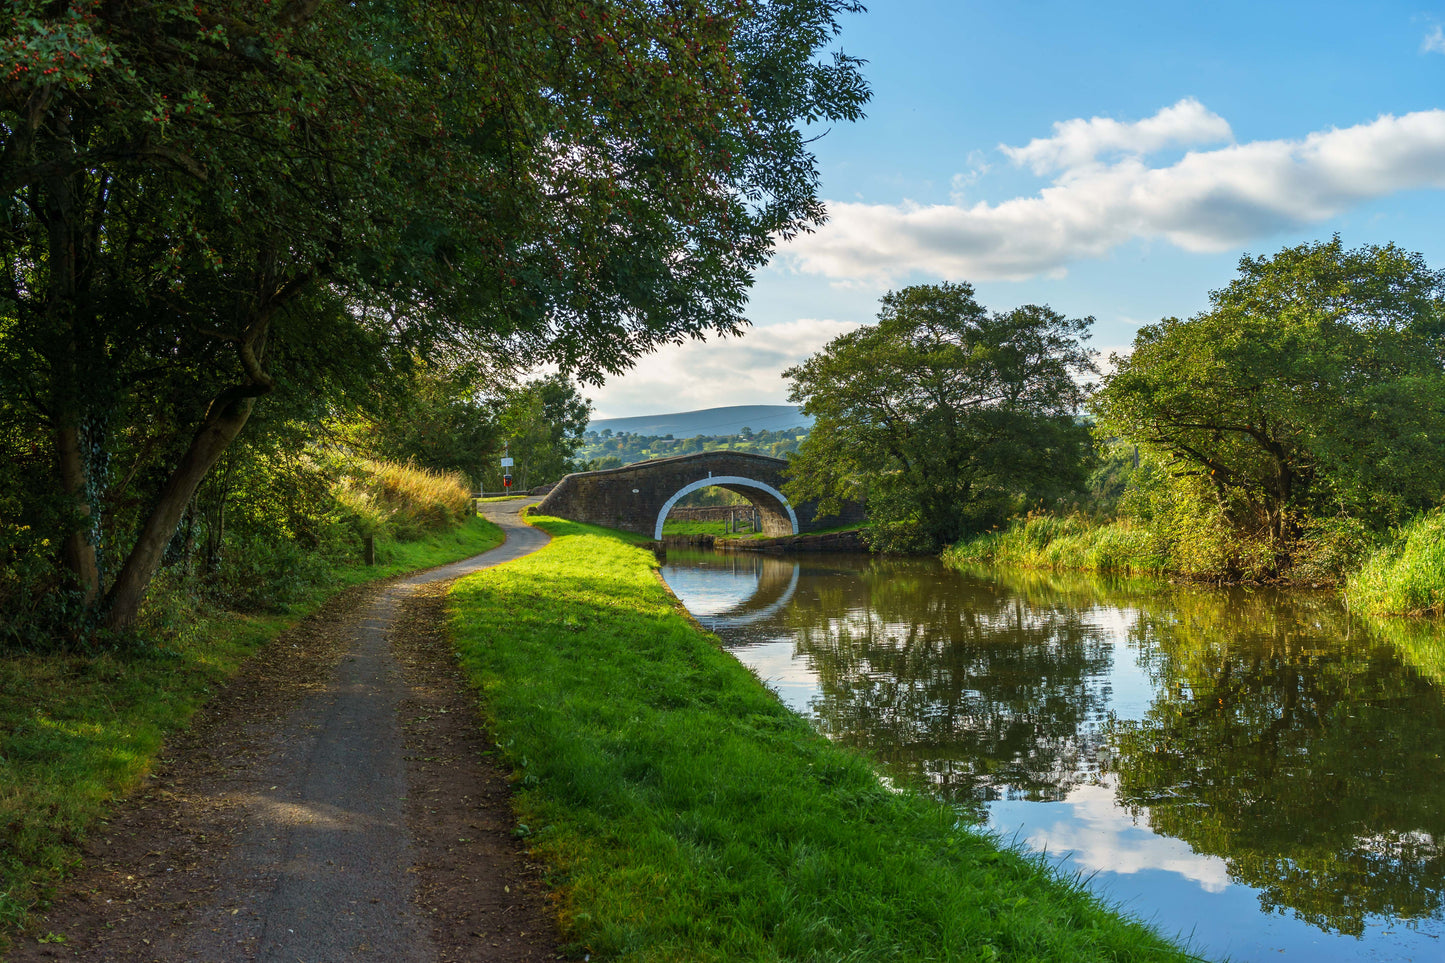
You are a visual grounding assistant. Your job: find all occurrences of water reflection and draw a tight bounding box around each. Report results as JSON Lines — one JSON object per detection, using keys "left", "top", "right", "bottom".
{"left": 661, "top": 551, "right": 1445, "bottom": 960}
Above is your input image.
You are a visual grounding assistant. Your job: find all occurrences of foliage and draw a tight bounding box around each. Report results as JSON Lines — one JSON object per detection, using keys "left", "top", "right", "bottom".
{"left": 447, "top": 516, "right": 1193, "bottom": 962}
{"left": 675, "top": 485, "right": 752, "bottom": 508}
{"left": 477, "top": 374, "right": 592, "bottom": 492}
{"left": 1347, "top": 508, "right": 1445, "bottom": 616}
{"left": 1092, "top": 238, "right": 1445, "bottom": 572}
{"left": 784, "top": 282, "right": 1096, "bottom": 553}
{"left": 1, "top": 444, "right": 473, "bottom": 647}
{"left": 0, "top": 514, "right": 502, "bottom": 943}
{"left": 0, "top": 0, "right": 870, "bottom": 632}
{"left": 949, "top": 463, "right": 1376, "bottom": 584}
{"left": 351, "top": 360, "right": 507, "bottom": 488}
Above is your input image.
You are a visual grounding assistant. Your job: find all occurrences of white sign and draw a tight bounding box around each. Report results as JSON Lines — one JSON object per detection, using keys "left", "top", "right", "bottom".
{"left": 500, "top": 457, "right": 514, "bottom": 467}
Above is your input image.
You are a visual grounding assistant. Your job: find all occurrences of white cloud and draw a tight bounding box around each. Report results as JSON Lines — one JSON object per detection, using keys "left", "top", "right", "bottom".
{"left": 784, "top": 107, "right": 1445, "bottom": 284}
{"left": 1001, "top": 98, "right": 1233, "bottom": 175}
{"left": 949, "top": 151, "right": 993, "bottom": 203}
{"left": 585, "top": 318, "right": 865, "bottom": 419}
{"left": 1013, "top": 784, "right": 1233, "bottom": 893}
{"left": 1424, "top": 25, "right": 1445, "bottom": 53}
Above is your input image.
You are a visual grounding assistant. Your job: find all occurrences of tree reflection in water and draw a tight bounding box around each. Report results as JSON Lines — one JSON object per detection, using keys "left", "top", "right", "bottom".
{"left": 739, "top": 556, "right": 1445, "bottom": 937}
{"left": 790, "top": 561, "right": 1121, "bottom": 820}
{"left": 1107, "top": 585, "right": 1445, "bottom": 936}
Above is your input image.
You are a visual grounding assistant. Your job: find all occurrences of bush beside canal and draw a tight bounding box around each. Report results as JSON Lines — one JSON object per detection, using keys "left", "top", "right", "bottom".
{"left": 447, "top": 516, "right": 1198, "bottom": 962}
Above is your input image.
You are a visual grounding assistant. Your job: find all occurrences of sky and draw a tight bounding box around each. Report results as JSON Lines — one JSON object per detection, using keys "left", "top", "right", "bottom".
{"left": 586, "top": 0, "right": 1445, "bottom": 418}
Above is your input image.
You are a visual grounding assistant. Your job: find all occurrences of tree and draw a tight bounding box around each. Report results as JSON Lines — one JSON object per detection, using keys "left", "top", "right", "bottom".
{"left": 784, "top": 283, "right": 1096, "bottom": 552}
{"left": 1091, "top": 239, "right": 1445, "bottom": 566}
{"left": 1, "top": 0, "right": 870, "bottom": 632}
{"left": 353, "top": 359, "right": 506, "bottom": 488}
{"left": 480, "top": 374, "right": 591, "bottom": 491}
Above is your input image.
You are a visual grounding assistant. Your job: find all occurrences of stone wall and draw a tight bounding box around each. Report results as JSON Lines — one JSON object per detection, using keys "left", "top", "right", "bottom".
{"left": 535, "top": 450, "right": 860, "bottom": 538}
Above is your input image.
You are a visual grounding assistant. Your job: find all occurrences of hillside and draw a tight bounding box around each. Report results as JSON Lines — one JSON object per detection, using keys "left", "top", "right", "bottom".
{"left": 588, "top": 405, "right": 811, "bottom": 439}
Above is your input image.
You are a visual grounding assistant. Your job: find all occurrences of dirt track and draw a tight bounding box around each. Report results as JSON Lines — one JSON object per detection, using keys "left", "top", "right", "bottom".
{"left": 11, "top": 499, "right": 567, "bottom": 963}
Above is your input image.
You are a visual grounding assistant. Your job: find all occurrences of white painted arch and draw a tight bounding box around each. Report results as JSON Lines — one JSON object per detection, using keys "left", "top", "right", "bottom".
{"left": 653, "top": 475, "right": 799, "bottom": 541}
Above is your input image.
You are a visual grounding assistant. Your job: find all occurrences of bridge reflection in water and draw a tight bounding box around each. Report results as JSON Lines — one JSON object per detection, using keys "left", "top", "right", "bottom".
{"left": 659, "top": 549, "right": 1445, "bottom": 963}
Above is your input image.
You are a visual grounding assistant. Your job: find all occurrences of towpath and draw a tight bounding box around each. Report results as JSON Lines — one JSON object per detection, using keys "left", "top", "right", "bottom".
{"left": 12, "top": 498, "right": 561, "bottom": 963}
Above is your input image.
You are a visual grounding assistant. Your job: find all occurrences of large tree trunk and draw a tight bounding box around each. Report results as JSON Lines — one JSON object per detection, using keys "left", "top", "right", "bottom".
{"left": 103, "top": 306, "right": 282, "bottom": 631}
{"left": 55, "top": 421, "right": 101, "bottom": 606}
{"left": 103, "top": 391, "right": 259, "bottom": 630}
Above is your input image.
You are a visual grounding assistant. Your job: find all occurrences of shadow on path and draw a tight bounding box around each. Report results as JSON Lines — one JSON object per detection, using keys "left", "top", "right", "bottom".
{"left": 11, "top": 499, "right": 558, "bottom": 963}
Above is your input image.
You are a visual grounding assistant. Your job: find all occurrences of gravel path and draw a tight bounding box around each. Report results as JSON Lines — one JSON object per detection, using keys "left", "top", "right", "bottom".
{"left": 12, "top": 499, "right": 559, "bottom": 963}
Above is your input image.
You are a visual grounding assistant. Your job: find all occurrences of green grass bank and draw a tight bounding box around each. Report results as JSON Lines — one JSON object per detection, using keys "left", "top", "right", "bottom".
{"left": 1346, "top": 509, "right": 1445, "bottom": 617}
{"left": 0, "top": 514, "right": 504, "bottom": 942}
{"left": 447, "top": 516, "right": 1197, "bottom": 962}
{"left": 948, "top": 508, "right": 1445, "bottom": 621}
{"left": 943, "top": 514, "right": 1169, "bottom": 577}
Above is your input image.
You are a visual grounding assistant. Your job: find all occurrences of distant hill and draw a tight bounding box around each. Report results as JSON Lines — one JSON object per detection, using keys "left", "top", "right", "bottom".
{"left": 588, "top": 405, "right": 812, "bottom": 439}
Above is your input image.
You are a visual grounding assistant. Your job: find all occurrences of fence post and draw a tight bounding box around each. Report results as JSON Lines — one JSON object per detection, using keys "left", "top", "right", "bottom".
{"left": 363, "top": 535, "right": 375, "bottom": 566}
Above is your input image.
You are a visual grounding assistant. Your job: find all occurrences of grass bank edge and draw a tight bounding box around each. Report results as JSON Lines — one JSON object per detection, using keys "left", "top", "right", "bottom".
{"left": 0, "top": 514, "right": 504, "bottom": 946}
{"left": 447, "top": 515, "right": 1199, "bottom": 962}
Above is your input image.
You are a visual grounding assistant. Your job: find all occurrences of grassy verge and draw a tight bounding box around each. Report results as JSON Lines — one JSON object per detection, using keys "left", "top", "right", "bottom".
{"left": 661, "top": 519, "right": 733, "bottom": 536}
{"left": 945, "top": 513, "right": 1169, "bottom": 576}
{"left": 1346, "top": 509, "right": 1445, "bottom": 617}
{"left": 0, "top": 514, "right": 503, "bottom": 940}
{"left": 448, "top": 516, "right": 1195, "bottom": 962}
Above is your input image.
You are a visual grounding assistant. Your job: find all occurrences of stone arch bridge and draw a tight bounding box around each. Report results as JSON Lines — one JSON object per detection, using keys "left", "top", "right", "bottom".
{"left": 536, "top": 450, "right": 854, "bottom": 540}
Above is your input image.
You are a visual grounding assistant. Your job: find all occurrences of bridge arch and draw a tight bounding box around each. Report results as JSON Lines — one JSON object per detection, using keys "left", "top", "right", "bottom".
{"left": 535, "top": 450, "right": 861, "bottom": 539}
{"left": 652, "top": 475, "right": 800, "bottom": 540}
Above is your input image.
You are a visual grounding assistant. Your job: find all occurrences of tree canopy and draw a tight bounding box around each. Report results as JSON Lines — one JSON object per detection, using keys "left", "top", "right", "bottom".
{"left": 1, "top": 0, "right": 870, "bottom": 631}
{"left": 784, "top": 282, "right": 1095, "bottom": 552}
{"left": 1091, "top": 238, "right": 1445, "bottom": 567}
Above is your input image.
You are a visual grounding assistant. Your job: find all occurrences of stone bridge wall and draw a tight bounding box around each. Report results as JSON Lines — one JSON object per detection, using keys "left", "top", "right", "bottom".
{"left": 535, "top": 450, "right": 862, "bottom": 539}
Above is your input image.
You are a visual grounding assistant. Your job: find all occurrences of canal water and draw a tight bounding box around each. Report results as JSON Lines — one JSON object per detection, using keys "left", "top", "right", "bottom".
{"left": 659, "top": 549, "right": 1445, "bottom": 962}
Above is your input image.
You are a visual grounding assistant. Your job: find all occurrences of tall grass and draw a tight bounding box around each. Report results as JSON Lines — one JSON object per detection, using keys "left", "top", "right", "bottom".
{"left": 944, "top": 513, "right": 1170, "bottom": 576}
{"left": 448, "top": 516, "right": 1195, "bottom": 962}
{"left": 335, "top": 459, "right": 473, "bottom": 540}
{"left": 1347, "top": 509, "right": 1445, "bottom": 617}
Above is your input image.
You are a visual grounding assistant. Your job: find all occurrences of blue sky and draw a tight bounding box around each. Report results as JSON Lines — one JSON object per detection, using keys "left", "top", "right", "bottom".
{"left": 588, "top": 1, "right": 1445, "bottom": 418}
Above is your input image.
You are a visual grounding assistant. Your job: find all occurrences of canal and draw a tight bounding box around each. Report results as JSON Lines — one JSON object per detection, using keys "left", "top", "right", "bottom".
{"left": 659, "top": 549, "right": 1445, "bottom": 962}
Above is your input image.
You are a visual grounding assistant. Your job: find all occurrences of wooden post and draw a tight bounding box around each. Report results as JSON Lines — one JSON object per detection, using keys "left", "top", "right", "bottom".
{"left": 363, "top": 535, "right": 375, "bottom": 566}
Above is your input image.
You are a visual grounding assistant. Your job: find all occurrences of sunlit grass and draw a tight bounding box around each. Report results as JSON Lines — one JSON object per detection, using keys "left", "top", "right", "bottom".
{"left": 335, "top": 458, "right": 473, "bottom": 538}
{"left": 448, "top": 516, "right": 1196, "bottom": 962}
{"left": 945, "top": 513, "right": 1169, "bottom": 576}
{"left": 0, "top": 515, "right": 503, "bottom": 944}
{"left": 1347, "top": 509, "right": 1445, "bottom": 617}
{"left": 661, "top": 518, "right": 731, "bottom": 536}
